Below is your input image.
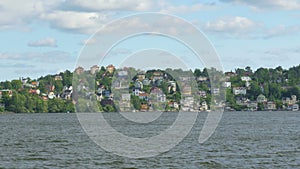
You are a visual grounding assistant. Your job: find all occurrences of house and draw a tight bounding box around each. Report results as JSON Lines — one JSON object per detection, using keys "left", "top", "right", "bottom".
{"left": 48, "top": 92, "right": 56, "bottom": 99}
{"left": 197, "top": 76, "right": 208, "bottom": 82}
{"left": 198, "top": 90, "right": 207, "bottom": 98}
{"left": 241, "top": 76, "right": 251, "bottom": 82}
{"left": 291, "top": 95, "right": 297, "bottom": 103}
{"left": 247, "top": 101, "right": 258, "bottom": 111}
{"left": 292, "top": 104, "right": 299, "bottom": 111}
{"left": 179, "top": 76, "right": 193, "bottom": 81}
{"left": 103, "top": 90, "right": 112, "bottom": 98}
{"left": 137, "top": 71, "right": 146, "bottom": 81}
{"left": 134, "top": 80, "right": 143, "bottom": 89}
{"left": 236, "top": 97, "right": 249, "bottom": 106}
{"left": 150, "top": 87, "right": 162, "bottom": 95}
{"left": 168, "top": 102, "right": 179, "bottom": 109}
{"left": 282, "top": 95, "right": 297, "bottom": 105}
{"left": 112, "top": 79, "right": 129, "bottom": 89}
{"left": 233, "top": 87, "right": 247, "bottom": 95}
{"left": 29, "top": 89, "right": 40, "bottom": 95}
{"left": 168, "top": 81, "right": 176, "bottom": 93}
{"left": 133, "top": 88, "right": 140, "bottom": 96}
{"left": 225, "top": 71, "right": 236, "bottom": 77}
{"left": 75, "top": 66, "right": 84, "bottom": 75}
{"left": 154, "top": 79, "right": 163, "bottom": 86}
{"left": 181, "top": 96, "right": 194, "bottom": 111}
{"left": 152, "top": 71, "right": 164, "bottom": 81}
{"left": 223, "top": 82, "right": 231, "bottom": 88}
{"left": 266, "top": 101, "right": 276, "bottom": 110}
{"left": 0, "top": 89, "right": 13, "bottom": 97}
{"left": 199, "top": 101, "right": 208, "bottom": 111}
{"left": 106, "top": 64, "right": 115, "bottom": 74}
{"left": 20, "top": 77, "right": 28, "bottom": 85}
{"left": 90, "top": 65, "right": 99, "bottom": 75}
{"left": 31, "top": 81, "right": 39, "bottom": 87}
{"left": 257, "top": 94, "right": 267, "bottom": 103}
{"left": 139, "top": 92, "right": 149, "bottom": 100}
{"left": 150, "top": 87, "right": 166, "bottom": 103}
{"left": 119, "top": 94, "right": 131, "bottom": 111}
{"left": 61, "top": 86, "right": 72, "bottom": 100}
{"left": 140, "top": 104, "right": 149, "bottom": 112}
{"left": 142, "top": 78, "right": 151, "bottom": 86}
{"left": 54, "top": 75, "right": 63, "bottom": 81}
{"left": 181, "top": 84, "right": 192, "bottom": 96}
{"left": 117, "top": 70, "right": 128, "bottom": 79}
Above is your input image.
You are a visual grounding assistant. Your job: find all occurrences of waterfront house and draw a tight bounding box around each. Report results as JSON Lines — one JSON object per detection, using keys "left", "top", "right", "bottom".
{"left": 292, "top": 104, "right": 299, "bottom": 111}
{"left": 199, "top": 101, "right": 208, "bottom": 111}
{"left": 247, "top": 101, "right": 258, "bottom": 111}
{"left": 181, "top": 96, "right": 194, "bottom": 111}
{"left": 140, "top": 104, "right": 149, "bottom": 112}
{"left": 266, "top": 101, "right": 276, "bottom": 111}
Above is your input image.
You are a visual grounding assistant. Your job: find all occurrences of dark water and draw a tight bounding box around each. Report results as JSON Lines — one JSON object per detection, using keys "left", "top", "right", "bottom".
{"left": 0, "top": 111, "right": 299, "bottom": 169}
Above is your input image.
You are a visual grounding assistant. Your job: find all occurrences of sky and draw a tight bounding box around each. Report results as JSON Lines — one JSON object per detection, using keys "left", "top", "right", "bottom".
{"left": 0, "top": 0, "right": 300, "bottom": 81}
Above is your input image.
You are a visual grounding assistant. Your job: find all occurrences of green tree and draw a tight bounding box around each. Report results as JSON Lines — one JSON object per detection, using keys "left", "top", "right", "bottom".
{"left": 131, "top": 95, "right": 141, "bottom": 110}
{"left": 11, "top": 80, "right": 22, "bottom": 90}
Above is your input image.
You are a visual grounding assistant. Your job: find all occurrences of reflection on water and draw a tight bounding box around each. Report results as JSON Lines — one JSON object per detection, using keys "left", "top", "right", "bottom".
{"left": 0, "top": 111, "right": 299, "bottom": 168}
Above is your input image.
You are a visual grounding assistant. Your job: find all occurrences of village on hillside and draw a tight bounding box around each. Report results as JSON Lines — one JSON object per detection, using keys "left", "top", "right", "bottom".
{"left": 0, "top": 65, "right": 299, "bottom": 113}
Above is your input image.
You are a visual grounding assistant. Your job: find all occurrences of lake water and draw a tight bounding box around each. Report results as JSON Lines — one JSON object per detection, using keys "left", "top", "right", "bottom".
{"left": 1, "top": 111, "right": 299, "bottom": 168}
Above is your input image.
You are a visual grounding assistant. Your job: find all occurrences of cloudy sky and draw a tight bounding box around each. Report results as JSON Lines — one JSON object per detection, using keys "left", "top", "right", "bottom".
{"left": 0, "top": 0, "right": 299, "bottom": 81}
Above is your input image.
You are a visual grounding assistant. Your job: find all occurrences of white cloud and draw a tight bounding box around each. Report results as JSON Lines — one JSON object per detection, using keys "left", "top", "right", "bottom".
{"left": 28, "top": 37, "right": 57, "bottom": 47}
{"left": 204, "top": 16, "right": 261, "bottom": 38}
{"left": 160, "top": 3, "right": 216, "bottom": 14}
{"left": 0, "top": 0, "right": 61, "bottom": 30}
{"left": 62, "top": 0, "right": 156, "bottom": 12}
{"left": 40, "top": 10, "right": 110, "bottom": 34}
{"left": 220, "top": 0, "right": 300, "bottom": 10}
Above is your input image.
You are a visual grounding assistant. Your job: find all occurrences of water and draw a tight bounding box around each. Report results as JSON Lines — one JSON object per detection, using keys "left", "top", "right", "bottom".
{"left": 0, "top": 111, "right": 299, "bottom": 168}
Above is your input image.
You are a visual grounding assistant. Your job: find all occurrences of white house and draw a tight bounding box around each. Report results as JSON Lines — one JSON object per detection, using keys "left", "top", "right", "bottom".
{"left": 223, "top": 82, "right": 232, "bottom": 88}
{"left": 241, "top": 76, "right": 251, "bottom": 81}
{"left": 233, "top": 87, "right": 247, "bottom": 95}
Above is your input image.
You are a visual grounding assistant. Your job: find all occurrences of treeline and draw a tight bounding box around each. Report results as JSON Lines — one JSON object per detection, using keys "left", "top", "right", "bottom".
{"left": 0, "top": 70, "right": 74, "bottom": 113}
{"left": 222, "top": 66, "right": 300, "bottom": 110}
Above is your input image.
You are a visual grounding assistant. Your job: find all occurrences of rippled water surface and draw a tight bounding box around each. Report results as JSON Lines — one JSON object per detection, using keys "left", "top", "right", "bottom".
{"left": 1, "top": 111, "right": 300, "bottom": 168}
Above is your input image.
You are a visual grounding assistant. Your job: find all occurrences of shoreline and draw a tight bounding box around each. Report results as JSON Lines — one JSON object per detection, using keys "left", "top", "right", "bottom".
{"left": 1, "top": 110, "right": 299, "bottom": 114}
